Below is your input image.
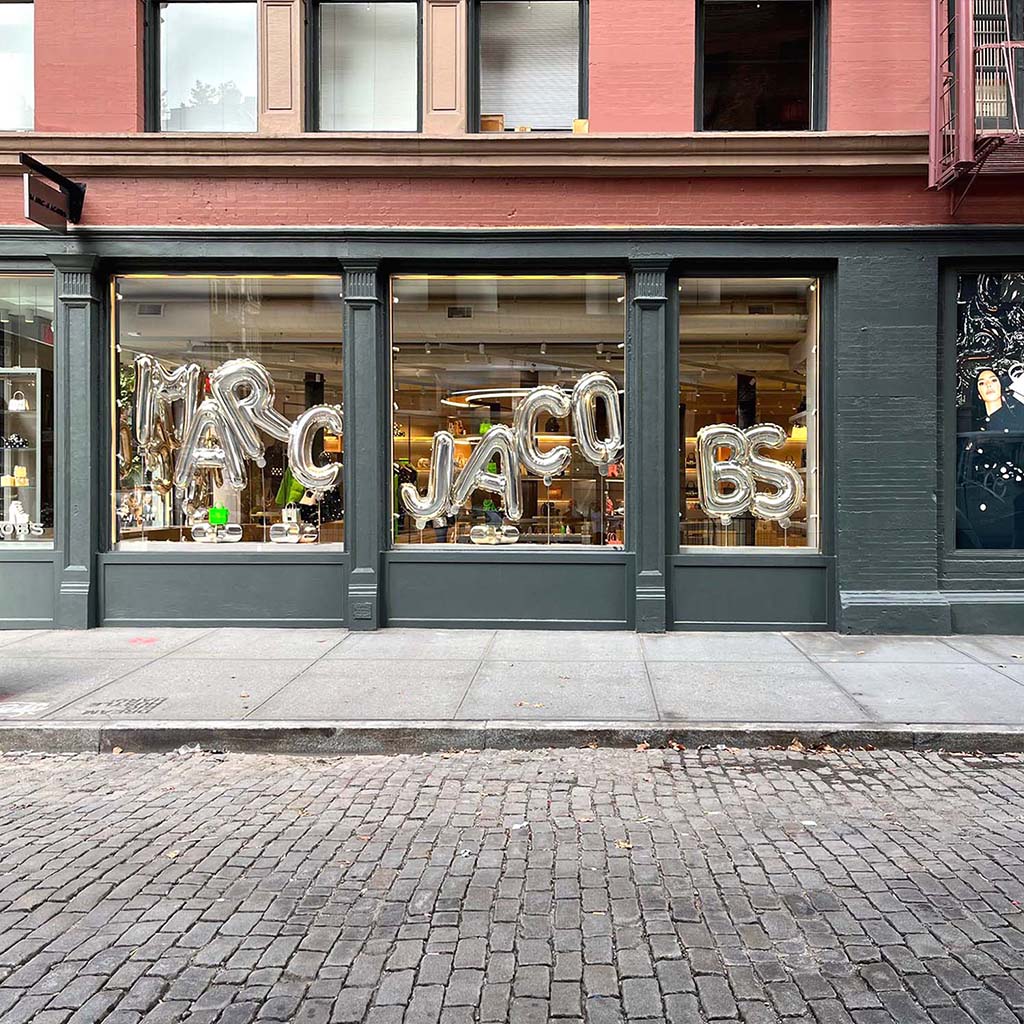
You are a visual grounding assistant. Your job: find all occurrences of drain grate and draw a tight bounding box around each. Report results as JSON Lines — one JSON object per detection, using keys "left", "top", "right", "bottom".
{"left": 80, "top": 697, "right": 168, "bottom": 717}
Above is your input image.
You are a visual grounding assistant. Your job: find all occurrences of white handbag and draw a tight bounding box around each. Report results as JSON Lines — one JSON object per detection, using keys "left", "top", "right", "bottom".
{"left": 7, "top": 391, "right": 28, "bottom": 413}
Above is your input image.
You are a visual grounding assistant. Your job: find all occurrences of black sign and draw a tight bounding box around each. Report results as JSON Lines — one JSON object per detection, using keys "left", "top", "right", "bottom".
{"left": 19, "top": 153, "right": 86, "bottom": 233}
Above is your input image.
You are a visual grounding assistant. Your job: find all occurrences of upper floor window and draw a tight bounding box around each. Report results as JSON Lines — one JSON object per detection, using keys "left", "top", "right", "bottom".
{"left": 0, "top": 2, "right": 33, "bottom": 131}
{"left": 151, "top": 1, "right": 258, "bottom": 131}
{"left": 316, "top": 1, "right": 420, "bottom": 131}
{"left": 475, "top": 0, "right": 587, "bottom": 132}
{"left": 698, "top": 0, "right": 825, "bottom": 131}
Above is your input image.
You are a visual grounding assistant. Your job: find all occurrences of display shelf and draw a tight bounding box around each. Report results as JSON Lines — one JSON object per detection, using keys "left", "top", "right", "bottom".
{"left": 1, "top": 368, "right": 42, "bottom": 528}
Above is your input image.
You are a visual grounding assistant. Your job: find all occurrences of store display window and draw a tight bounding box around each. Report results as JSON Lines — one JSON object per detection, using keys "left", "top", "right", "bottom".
{"left": 391, "top": 275, "right": 625, "bottom": 547}
{"left": 113, "top": 276, "right": 344, "bottom": 549}
{"left": 955, "top": 273, "right": 1024, "bottom": 550}
{"left": 0, "top": 274, "right": 54, "bottom": 548}
{"left": 680, "top": 277, "right": 819, "bottom": 550}
{"left": 158, "top": 1, "right": 258, "bottom": 131}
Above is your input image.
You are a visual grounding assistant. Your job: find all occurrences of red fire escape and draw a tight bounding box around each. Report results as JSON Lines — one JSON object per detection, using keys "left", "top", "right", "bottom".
{"left": 930, "top": 0, "right": 1024, "bottom": 210}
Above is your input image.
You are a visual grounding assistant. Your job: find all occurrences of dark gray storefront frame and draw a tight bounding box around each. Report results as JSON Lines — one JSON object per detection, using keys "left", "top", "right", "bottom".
{"left": 1, "top": 224, "right": 1022, "bottom": 634}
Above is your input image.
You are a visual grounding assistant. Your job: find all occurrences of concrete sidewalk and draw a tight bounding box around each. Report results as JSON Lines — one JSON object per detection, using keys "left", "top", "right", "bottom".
{"left": 2, "top": 627, "right": 1024, "bottom": 753}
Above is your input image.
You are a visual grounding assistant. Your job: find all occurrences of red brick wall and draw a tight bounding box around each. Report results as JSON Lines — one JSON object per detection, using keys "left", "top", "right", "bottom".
{"left": 34, "top": 0, "right": 144, "bottom": 133}
{"left": 588, "top": 0, "right": 695, "bottom": 132}
{"left": 23, "top": 0, "right": 932, "bottom": 135}
{"left": 828, "top": 0, "right": 931, "bottom": 131}
{"left": 1, "top": 175, "right": 1019, "bottom": 228}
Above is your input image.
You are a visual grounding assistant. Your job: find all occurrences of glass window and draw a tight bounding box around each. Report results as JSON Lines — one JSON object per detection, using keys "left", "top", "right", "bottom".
{"left": 680, "top": 277, "right": 819, "bottom": 550}
{"left": 0, "top": 275, "right": 55, "bottom": 548}
{"left": 955, "top": 272, "right": 1024, "bottom": 550}
{"left": 160, "top": 2, "right": 258, "bottom": 131}
{"left": 0, "top": 2, "right": 33, "bottom": 131}
{"left": 319, "top": 2, "right": 419, "bottom": 131}
{"left": 113, "top": 276, "right": 344, "bottom": 550}
{"left": 701, "top": 0, "right": 816, "bottom": 131}
{"left": 478, "top": 0, "right": 581, "bottom": 131}
{"left": 392, "top": 275, "right": 625, "bottom": 547}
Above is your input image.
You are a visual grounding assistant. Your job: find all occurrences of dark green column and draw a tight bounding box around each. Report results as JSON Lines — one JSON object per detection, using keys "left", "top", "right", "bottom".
{"left": 629, "top": 261, "right": 672, "bottom": 633}
{"left": 51, "top": 255, "right": 102, "bottom": 629}
{"left": 343, "top": 262, "right": 387, "bottom": 630}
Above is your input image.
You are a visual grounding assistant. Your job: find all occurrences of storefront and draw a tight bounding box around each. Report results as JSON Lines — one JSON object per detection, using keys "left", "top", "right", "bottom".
{"left": 1, "top": 229, "right": 1023, "bottom": 633}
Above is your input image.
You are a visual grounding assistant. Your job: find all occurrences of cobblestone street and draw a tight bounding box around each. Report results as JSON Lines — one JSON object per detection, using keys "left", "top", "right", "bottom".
{"left": 1, "top": 748, "right": 1023, "bottom": 1024}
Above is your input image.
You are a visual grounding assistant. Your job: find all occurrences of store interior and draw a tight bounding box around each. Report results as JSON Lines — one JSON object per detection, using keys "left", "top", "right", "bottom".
{"left": 679, "top": 277, "right": 819, "bottom": 549}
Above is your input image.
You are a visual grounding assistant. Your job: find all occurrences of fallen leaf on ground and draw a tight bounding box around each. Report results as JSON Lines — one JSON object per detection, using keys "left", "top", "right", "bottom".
{"left": 614, "top": 840, "right": 632, "bottom": 849}
{"left": 635, "top": 742, "right": 650, "bottom": 752}
{"left": 788, "top": 738, "right": 806, "bottom": 753}
{"left": 668, "top": 739, "right": 685, "bottom": 751}
{"left": 239, "top": 692, "right": 250, "bottom": 699}
{"left": 167, "top": 850, "right": 179, "bottom": 858}
{"left": 112, "top": 747, "right": 123, "bottom": 755}
{"left": 515, "top": 701, "right": 545, "bottom": 709}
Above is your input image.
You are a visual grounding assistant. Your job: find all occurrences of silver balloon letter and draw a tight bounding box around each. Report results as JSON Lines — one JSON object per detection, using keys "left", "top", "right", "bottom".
{"left": 449, "top": 424, "right": 523, "bottom": 521}
{"left": 174, "top": 397, "right": 248, "bottom": 491}
{"left": 696, "top": 424, "right": 753, "bottom": 526}
{"left": 401, "top": 431, "right": 456, "bottom": 529}
{"left": 134, "top": 354, "right": 201, "bottom": 448}
{"left": 748, "top": 423, "right": 804, "bottom": 525}
{"left": 514, "top": 386, "right": 572, "bottom": 486}
{"left": 572, "top": 372, "right": 623, "bottom": 475}
{"left": 210, "top": 358, "right": 292, "bottom": 466}
{"left": 288, "top": 405, "right": 344, "bottom": 492}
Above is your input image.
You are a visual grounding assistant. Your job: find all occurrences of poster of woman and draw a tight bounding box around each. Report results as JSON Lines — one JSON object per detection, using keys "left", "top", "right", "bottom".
{"left": 956, "top": 274, "right": 1024, "bottom": 549}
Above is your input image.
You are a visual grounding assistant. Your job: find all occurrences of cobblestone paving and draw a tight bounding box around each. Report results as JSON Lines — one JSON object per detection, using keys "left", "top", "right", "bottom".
{"left": 1, "top": 748, "right": 1024, "bottom": 1024}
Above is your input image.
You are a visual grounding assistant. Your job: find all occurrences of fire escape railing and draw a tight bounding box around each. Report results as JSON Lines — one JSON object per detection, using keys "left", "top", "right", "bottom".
{"left": 930, "top": 0, "right": 1023, "bottom": 191}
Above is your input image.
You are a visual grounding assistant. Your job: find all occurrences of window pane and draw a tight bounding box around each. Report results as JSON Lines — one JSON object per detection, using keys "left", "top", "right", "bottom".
{"left": 320, "top": 2, "right": 418, "bottom": 131}
{"left": 160, "top": 2, "right": 257, "bottom": 131}
{"left": 479, "top": 1, "right": 579, "bottom": 131}
{"left": 956, "top": 273, "right": 1024, "bottom": 549}
{"left": 0, "top": 3, "right": 33, "bottom": 131}
{"left": 114, "top": 277, "right": 345, "bottom": 550}
{"left": 392, "top": 275, "right": 626, "bottom": 547}
{"left": 702, "top": 0, "right": 812, "bottom": 131}
{"left": 0, "top": 275, "right": 55, "bottom": 547}
{"left": 680, "top": 278, "right": 819, "bottom": 549}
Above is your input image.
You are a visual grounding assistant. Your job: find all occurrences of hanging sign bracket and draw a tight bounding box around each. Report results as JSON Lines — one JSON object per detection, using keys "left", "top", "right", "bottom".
{"left": 19, "top": 153, "right": 87, "bottom": 233}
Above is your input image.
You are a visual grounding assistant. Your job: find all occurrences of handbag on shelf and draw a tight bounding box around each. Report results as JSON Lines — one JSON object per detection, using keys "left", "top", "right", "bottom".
{"left": 7, "top": 391, "right": 28, "bottom": 413}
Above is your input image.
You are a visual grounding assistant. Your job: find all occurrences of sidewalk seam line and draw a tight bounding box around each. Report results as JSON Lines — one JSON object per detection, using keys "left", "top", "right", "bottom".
{"left": 640, "top": 642, "right": 663, "bottom": 726}
{"left": 453, "top": 630, "right": 498, "bottom": 723}
{"left": 37, "top": 656, "right": 171, "bottom": 722}
{"left": 242, "top": 635, "right": 352, "bottom": 720}
{"left": 937, "top": 636, "right": 1024, "bottom": 691}
{"left": 811, "top": 661, "right": 885, "bottom": 723}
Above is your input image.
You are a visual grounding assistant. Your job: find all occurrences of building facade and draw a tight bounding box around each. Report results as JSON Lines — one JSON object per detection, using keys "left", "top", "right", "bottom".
{"left": 0, "top": 0, "right": 1022, "bottom": 634}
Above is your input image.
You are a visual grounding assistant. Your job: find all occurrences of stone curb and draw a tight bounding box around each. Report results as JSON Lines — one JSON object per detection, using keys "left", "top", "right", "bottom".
{"left": 2, "top": 720, "right": 1024, "bottom": 755}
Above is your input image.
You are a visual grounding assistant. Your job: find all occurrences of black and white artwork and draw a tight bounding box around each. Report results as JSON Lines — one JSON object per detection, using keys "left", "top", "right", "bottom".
{"left": 956, "top": 273, "right": 1024, "bottom": 549}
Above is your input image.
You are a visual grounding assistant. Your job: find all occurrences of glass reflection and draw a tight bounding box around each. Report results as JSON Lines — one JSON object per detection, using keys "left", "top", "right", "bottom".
{"left": 160, "top": 2, "right": 258, "bottom": 131}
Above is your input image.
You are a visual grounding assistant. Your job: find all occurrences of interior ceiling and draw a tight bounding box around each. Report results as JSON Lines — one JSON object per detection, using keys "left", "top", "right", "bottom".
{"left": 116, "top": 276, "right": 814, "bottom": 405}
